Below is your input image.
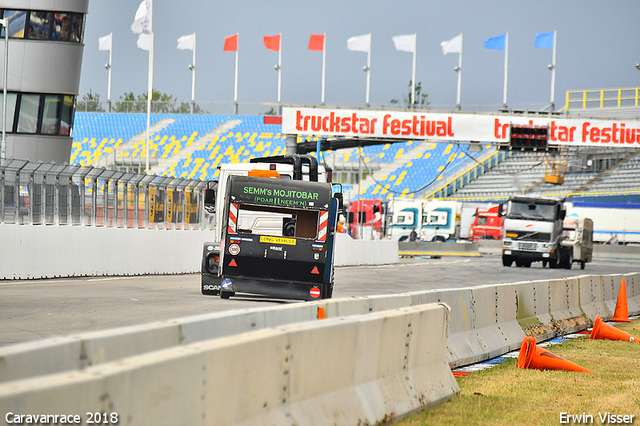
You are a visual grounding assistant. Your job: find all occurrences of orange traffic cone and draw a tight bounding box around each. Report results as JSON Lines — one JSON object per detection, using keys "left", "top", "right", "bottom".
{"left": 610, "top": 278, "right": 631, "bottom": 323}
{"left": 517, "top": 337, "right": 592, "bottom": 373}
{"left": 589, "top": 315, "right": 639, "bottom": 343}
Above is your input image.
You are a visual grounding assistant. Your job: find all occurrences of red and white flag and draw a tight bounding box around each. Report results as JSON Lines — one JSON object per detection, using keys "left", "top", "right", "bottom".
{"left": 308, "top": 34, "right": 325, "bottom": 51}
{"left": 263, "top": 34, "right": 281, "bottom": 52}
{"left": 223, "top": 34, "right": 238, "bottom": 52}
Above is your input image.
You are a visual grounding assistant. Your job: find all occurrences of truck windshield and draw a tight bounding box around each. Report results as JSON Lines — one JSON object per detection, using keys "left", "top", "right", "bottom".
{"left": 236, "top": 204, "right": 320, "bottom": 239}
{"left": 508, "top": 201, "right": 556, "bottom": 221}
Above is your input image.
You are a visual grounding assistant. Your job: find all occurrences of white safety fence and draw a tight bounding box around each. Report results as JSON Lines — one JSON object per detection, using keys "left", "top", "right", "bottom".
{"left": 0, "top": 273, "right": 638, "bottom": 425}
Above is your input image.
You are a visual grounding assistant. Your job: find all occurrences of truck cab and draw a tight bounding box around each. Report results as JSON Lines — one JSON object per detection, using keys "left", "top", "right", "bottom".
{"left": 469, "top": 205, "right": 504, "bottom": 242}
{"left": 201, "top": 155, "right": 342, "bottom": 300}
{"left": 501, "top": 196, "right": 572, "bottom": 268}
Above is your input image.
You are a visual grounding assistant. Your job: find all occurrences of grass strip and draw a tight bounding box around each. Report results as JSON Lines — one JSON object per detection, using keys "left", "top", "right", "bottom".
{"left": 398, "top": 319, "right": 640, "bottom": 426}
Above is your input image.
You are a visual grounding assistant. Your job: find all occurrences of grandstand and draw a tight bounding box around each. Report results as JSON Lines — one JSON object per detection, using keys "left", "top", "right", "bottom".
{"left": 72, "top": 90, "right": 640, "bottom": 206}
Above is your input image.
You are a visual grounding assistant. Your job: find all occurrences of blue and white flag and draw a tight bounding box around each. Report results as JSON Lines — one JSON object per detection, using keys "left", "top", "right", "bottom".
{"left": 483, "top": 34, "right": 506, "bottom": 51}
{"left": 534, "top": 32, "right": 554, "bottom": 49}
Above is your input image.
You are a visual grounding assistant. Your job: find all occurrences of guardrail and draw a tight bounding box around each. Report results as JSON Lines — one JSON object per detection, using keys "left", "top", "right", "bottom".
{"left": 0, "top": 272, "right": 637, "bottom": 424}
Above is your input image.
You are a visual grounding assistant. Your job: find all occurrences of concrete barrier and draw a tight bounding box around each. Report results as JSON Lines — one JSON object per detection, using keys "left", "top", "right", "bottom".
{"left": 0, "top": 304, "right": 458, "bottom": 426}
{"left": 624, "top": 273, "right": 640, "bottom": 314}
{"left": 333, "top": 233, "right": 398, "bottom": 266}
{"left": 578, "top": 275, "right": 610, "bottom": 321}
{"left": 0, "top": 224, "right": 397, "bottom": 279}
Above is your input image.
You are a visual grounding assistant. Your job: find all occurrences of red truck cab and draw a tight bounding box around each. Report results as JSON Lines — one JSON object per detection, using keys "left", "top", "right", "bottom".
{"left": 469, "top": 205, "right": 504, "bottom": 242}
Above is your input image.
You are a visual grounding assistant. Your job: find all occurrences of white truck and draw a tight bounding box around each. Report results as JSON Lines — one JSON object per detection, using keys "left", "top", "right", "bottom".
{"left": 200, "top": 154, "right": 343, "bottom": 300}
{"left": 501, "top": 195, "right": 573, "bottom": 269}
{"left": 565, "top": 201, "right": 640, "bottom": 244}
{"left": 561, "top": 215, "right": 594, "bottom": 270}
{"left": 387, "top": 199, "right": 462, "bottom": 242}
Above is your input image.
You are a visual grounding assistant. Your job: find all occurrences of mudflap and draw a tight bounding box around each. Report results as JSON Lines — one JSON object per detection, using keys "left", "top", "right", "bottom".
{"left": 215, "top": 276, "right": 327, "bottom": 301}
{"left": 201, "top": 273, "right": 221, "bottom": 296}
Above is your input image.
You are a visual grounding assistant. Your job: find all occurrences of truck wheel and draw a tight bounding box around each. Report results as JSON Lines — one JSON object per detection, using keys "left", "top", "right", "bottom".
{"left": 502, "top": 255, "right": 513, "bottom": 267}
{"left": 563, "top": 252, "right": 573, "bottom": 270}
{"left": 523, "top": 261, "right": 532, "bottom": 268}
{"left": 580, "top": 260, "right": 586, "bottom": 270}
{"left": 220, "top": 291, "right": 235, "bottom": 299}
{"left": 549, "top": 258, "right": 558, "bottom": 269}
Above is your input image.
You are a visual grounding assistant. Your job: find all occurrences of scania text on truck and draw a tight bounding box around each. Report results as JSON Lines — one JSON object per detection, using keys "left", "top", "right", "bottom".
{"left": 501, "top": 196, "right": 573, "bottom": 269}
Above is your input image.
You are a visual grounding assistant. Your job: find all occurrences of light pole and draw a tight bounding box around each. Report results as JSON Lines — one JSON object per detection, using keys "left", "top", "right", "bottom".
{"left": 0, "top": 17, "right": 8, "bottom": 166}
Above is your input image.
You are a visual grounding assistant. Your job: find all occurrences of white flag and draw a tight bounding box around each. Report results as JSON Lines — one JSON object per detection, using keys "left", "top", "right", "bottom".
{"left": 98, "top": 33, "right": 112, "bottom": 51}
{"left": 347, "top": 33, "right": 371, "bottom": 53}
{"left": 440, "top": 34, "right": 462, "bottom": 55}
{"left": 137, "top": 33, "right": 150, "bottom": 51}
{"left": 177, "top": 33, "right": 196, "bottom": 51}
{"left": 392, "top": 34, "right": 416, "bottom": 53}
{"left": 131, "top": 0, "right": 150, "bottom": 34}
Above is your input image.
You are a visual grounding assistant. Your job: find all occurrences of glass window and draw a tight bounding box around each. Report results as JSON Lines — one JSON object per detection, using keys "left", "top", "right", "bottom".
{"left": 2, "top": 10, "right": 27, "bottom": 38}
{"left": 51, "top": 13, "right": 70, "bottom": 41}
{"left": 41, "top": 95, "right": 61, "bottom": 135}
{"left": 0, "top": 92, "right": 18, "bottom": 132}
{"left": 69, "top": 13, "right": 83, "bottom": 43}
{"left": 60, "top": 96, "right": 74, "bottom": 136}
{"left": 17, "top": 94, "right": 41, "bottom": 133}
{"left": 27, "top": 11, "right": 50, "bottom": 40}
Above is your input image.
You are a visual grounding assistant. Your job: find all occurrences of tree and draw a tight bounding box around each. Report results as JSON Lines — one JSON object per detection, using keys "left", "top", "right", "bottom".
{"left": 390, "top": 80, "right": 429, "bottom": 109}
{"left": 111, "top": 90, "right": 205, "bottom": 113}
{"left": 76, "top": 89, "right": 104, "bottom": 112}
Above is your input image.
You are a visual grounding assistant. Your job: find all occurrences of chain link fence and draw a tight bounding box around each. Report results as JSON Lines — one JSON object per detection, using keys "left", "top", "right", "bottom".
{"left": 0, "top": 160, "right": 210, "bottom": 230}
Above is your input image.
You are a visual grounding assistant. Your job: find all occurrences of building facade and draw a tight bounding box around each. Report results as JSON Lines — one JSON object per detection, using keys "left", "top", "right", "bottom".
{"left": 0, "top": 0, "right": 88, "bottom": 165}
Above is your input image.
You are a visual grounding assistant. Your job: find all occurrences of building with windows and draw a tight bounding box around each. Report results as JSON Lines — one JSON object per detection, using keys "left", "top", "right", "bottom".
{"left": 0, "top": 0, "right": 88, "bottom": 165}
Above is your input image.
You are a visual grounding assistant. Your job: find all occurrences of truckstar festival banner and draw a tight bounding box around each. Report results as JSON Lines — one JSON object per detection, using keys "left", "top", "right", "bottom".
{"left": 282, "top": 107, "right": 640, "bottom": 148}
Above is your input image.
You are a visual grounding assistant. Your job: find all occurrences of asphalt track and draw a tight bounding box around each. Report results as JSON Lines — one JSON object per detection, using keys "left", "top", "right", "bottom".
{"left": 1, "top": 255, "right": 639, "bottom": 346}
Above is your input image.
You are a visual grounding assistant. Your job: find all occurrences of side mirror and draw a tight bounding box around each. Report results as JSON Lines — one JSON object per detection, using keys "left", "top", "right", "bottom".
{"left": 497, "top": 203, "right": 504, "bottom": 217}
{"left": 333, "top": 192, "right": 344, "bottom": 213}
{"left": 204, "top": 188, "right": 216, "bottom": 210}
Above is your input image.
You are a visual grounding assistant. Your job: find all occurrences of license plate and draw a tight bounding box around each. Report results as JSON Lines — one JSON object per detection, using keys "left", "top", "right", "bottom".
{"left": 519, "top": 242, "right": 537, "bottom": 251}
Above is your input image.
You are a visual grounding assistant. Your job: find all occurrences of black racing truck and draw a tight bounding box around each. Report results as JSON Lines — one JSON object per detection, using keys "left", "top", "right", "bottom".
{"left": 201, "top": 164, "right": 342, "bottom": 300}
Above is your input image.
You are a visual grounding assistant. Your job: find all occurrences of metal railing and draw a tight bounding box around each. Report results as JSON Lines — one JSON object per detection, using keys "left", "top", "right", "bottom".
{"left": 564, "top": 87, "right": 640, "bottom": 110}
{"left": 0, "top": 160, "right": 209, "bottom": 230}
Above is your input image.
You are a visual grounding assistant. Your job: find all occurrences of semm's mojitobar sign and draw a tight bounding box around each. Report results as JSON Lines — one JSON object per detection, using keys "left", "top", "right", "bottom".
{"left": 282, "top": 106, "right": 640, "bottom": 148}
{"left": 228, "top": 175, "right": 332, "bottom": 209}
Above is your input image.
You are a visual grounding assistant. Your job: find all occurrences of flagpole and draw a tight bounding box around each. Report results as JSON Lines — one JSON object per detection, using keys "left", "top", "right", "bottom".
{"left": 411, "top": 33, "right": 416, "bottom": 107}
{"left": 234, "top": 33, "right": 238, "bottom": 115}
{"left": 549, "top": 30, "right": 557, "bottom": 111}
{"left": 321, "top": 33, "right": 326, "bottom": 106}
{"left": 365, "top": 33, "right": 371, "bottom": 107}
{"left": 277, "top": 33, "right": 282, "bottom": 113}
{"left": 107, "top": 31, "right": 112, "bottom": 112}
{"left": 456, "top": 33, "right": 462, "bottom": 110}
{"left": 190, "top": 32, "right": 196, "bottom": 114}
{"left": 502, "top": 31, "right": 509, "bottom": 109}
{"left": 145, "top": 0, "right": 153, "bottom": 173}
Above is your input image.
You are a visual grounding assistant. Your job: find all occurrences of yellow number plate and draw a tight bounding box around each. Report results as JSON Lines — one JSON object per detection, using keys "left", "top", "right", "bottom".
{"left": 259, "top": 236, "right": 297, "bottom": 245}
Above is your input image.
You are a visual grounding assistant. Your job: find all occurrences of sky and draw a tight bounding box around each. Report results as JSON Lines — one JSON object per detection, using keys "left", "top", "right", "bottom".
{"left": 79, "top": 1, "right": 640, "bottom": 115}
